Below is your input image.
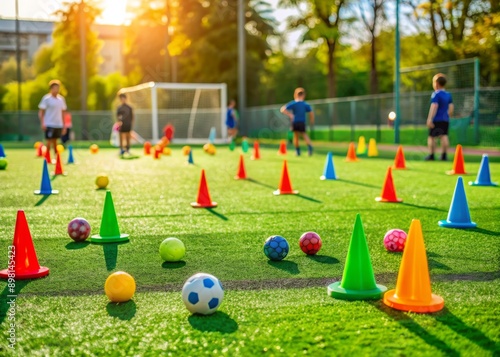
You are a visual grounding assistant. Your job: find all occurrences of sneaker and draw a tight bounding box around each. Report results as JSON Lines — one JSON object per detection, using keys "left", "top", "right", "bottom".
{"left": 441, "top": 153, "right": 447, "bottom": 161}
{"left": 424, "top": 154, "right": 435, "bottom": 161}
{"left": 308, "top": 145, "right": 313, "bottom": 156}
{"left": 295, "top": 147, "right": 301, "bottom": 156}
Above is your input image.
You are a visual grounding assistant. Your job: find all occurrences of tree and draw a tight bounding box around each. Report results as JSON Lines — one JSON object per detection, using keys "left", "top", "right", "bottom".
{"left": 0, "top": 57, "right": 33, "bottom": 84}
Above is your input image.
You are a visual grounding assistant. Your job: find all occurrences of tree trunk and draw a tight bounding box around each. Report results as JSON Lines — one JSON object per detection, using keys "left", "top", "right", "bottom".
{"left": 370, "top": 32, "right": 378, "bottom": 94}
{"left": 327, "top": 40, "right": 336, "bottom": 98}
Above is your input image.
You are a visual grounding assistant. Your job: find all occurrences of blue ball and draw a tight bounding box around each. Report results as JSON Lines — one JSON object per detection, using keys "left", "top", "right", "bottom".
{"left": 264, "top": 235, "right": 289, "bottom": 261}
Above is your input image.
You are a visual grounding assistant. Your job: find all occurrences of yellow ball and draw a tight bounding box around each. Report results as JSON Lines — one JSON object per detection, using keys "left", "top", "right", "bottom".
{"left": 34, "top": 141, "right": 42, "bottom": 149}
{"left": 208, "top": 145, "right": 216, "bottom": 155}
{"left": 90, "top": 144, "right": 99, "bottom": 154}
{"left": 203, "top": 143, "right": 211, "bottom": 153}
{"left": 182, "top": 146, "right": 191, "bottom": 155}
{"left": 96, "top": 174, "right": 109, "bottom": 189}
{"left": 57, "top": 144, "right": 65, "bottom": 153}
{"left": 104, "top": 271, "right": 136, "bottom": 303}
{"left": 163, "top": 147, "right": 171, "bottom": 155}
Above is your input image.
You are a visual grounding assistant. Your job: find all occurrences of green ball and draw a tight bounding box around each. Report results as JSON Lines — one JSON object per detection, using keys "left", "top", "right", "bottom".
{"left": 0, "top": 158, "right": 7, "bottom": 170}
{"left": 159, "top": 237, "right": 185, "bottom": 262}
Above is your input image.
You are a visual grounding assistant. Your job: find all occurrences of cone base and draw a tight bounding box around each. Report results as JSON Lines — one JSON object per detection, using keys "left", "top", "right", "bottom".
{"left": 273, "top": 190, "right": 299, "bottom": 195}
{"left": 469, "top": 181, "right": 498, "bottom": 186}
{"left": 438, "top": 220, "right": 477, "bottom": 228}
{"left": 234, "top": 176, "right": 247, "bottom": 180}
{"left": 375, "top": 197, "right": 403, "bottom": 203}
{"left": 392, "top": 166, "right": 406, "bottom": 170}
{"left": 34, "top": 190, "right": 59, "bottom": 195}
{"left": 383, "top": 289, "right": 444, "bottom": 313}
{"left": 191, "top": 202, "right": 217, "bottom": 208}
{"left": 67, "top": 161, "right": 76, "bottom": 165}
{"left": 0, "top": 267, "right": 49, "bottom": 280}
{"left": 345, "top": 158, "right": 359, "bottom": 162}
{"left": 327, "top": 282, "right": 387, "bottom": 301}
{"left": 251, "top": 156, "right": 260, "bottom": 160}
{"left": 90, "top": 234, "right": 129, "bottom": 243}
{"left": 52, "top": 172, "right": 68, "bottom": 176}
{"left": 277, "top": 152, "right": 287, "bottom": 156}
{"left": 320, "top": 175, "right": 337, "bottom": 180}
{"left": 446, "top": 170, "right": 467, "bottom": 175}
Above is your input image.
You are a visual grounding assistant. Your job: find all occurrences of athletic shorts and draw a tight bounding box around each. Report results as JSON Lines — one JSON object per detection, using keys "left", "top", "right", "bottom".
{"left": 45, "top": 127, "right": 62, "bottom": 139}
{"left": 292, "top": 122, "right": 306, "bottom": 133}
{"left": 61, "top": 128, "right": 71, "bottom": 143}
{"left": 119, "top": 125, "right": 132, "bottom": 133}
{"left": 226, "top": 121, "right": 236, "bottom": 129}
{"left": 429, "top": 121, "right": 449, "bottom": 137}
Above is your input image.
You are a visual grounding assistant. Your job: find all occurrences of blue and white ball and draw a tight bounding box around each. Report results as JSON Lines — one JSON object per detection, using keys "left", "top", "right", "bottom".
{"left": 181, "top": 273, "right": 224, "bottom": 315}
{"left": 264, "top": 235, "right": 289, "bottom": 261}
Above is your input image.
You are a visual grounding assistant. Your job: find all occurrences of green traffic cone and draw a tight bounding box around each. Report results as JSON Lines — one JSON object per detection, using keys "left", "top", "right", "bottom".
{"left": 327, "top": 214, "right": 387, "bottom": 300}
{"left": 229, "top": 140, "right": 235, "bottom": 151}
{"left": 90, "top": 191, "right": 129, "bottom": 243}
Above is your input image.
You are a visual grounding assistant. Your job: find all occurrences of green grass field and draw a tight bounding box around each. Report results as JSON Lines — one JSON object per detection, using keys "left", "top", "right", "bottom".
{"left": 0, "top": 144, "right": 499, "bottom": 356}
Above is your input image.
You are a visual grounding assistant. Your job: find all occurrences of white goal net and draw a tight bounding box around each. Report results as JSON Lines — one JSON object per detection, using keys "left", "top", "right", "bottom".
{"left": 118, "top": 82, "right": 227, "bottom": 143}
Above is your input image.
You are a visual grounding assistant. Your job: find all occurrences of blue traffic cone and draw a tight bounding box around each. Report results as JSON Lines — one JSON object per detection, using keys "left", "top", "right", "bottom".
{"left": 208, "top": 127, "right": 216, "bottom": 144}
{"left": 34, "top": 160, "right": 59, "bottom": 195}
{"left": 438, "top": 177, "right": 476, "bottom": 228}
{"left": 188, "top": 150, "right": 194, "bottom": 165}
{"left": 469, "top": 154, "right": 497, "bottom": 187}
{"left": 67, "top": 145, "right": 75, "bottom": 164}
{"left": 0, "top": 144, "right": 5, "bottom": 157}
{"left": 320, "top": 152, "right": 337, "bottom": 180}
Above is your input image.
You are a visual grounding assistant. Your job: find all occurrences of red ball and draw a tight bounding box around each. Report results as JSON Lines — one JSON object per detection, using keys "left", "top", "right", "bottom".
{"left": 383, "top": 229, "right": 407, "bottom": 252}
{"left": 299, "top": 232, "right": 322, "bottom": 255}
{"left": 67, "top": 218, "right": 91, "bottom": 242}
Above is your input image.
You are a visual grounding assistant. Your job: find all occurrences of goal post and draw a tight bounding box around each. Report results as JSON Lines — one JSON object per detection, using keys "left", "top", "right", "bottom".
{"left": 118, "top": 82, "right": 227, "bottom": 143}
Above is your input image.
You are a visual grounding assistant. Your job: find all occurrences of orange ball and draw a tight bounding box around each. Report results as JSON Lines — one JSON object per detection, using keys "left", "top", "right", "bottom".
{"left": 182, "top": 146, "right": 191, "bottom": 155}
{"left": 90, "top": 144, "right": 99, "bottom": 154}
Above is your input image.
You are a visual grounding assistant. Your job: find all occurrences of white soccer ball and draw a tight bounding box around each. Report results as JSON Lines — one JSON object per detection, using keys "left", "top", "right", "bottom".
{"left": 181, "top": 273, "right": 224, "bottom": 315}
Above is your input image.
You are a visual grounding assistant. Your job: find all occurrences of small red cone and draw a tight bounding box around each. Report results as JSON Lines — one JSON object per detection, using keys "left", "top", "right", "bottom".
{"left": 393, "top": 145, "right": 406, "bottom": 169}
{"left": 447, "top": 144, "right": 467, "bottom": 175}
{"left": 191, "top": 169, "right": 217, "bottom": 208}
{"left": 251, "top": 141, "right": 261, "bottom": 160}
{"left": 45, "top": 145, "right": 52, "bottom": 164}
{"left": 144, "top": 141, "right": 152, "bottom": 155}
{"left": 235, "top": 155, "right": 247, "bottom": 180}
{"left": 345, "top": 142, "right": 359, "bottom": 162}
{"left": 0, "top": 210, "right": 50, "bottom": 280}
{"left": 274, "top": 160, "right": 298, "bottom": 195}
{"left": 376, "top": 167, "right": 402, "bottom": 203}
{"left": 53, "top": 153, "right": 67, "bottom": 175}
{"left": 36, "top": 144, "right": 44, "bottom": 157}
{"left": 278, "top": 140, "right": 287, "bottom": 155}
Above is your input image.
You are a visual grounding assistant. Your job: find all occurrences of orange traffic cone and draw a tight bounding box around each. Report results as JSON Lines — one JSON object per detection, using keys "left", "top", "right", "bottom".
{"left": 345, "top": 142, "right": 359, "bottom": 162}
{"left": 251, "top": 141, "right": 261, "bottom": 160}
{"left": 278, "top": 140, "right": 287, "bottom": 155}
{"left": 235, "top": 155, "right": 247, "bottom": 180}
{"left": 191, "top": 169, "right": 217, "bottom": 208}
{"left": 0, "top": 210, "right": 49, "bottom": 280}
{"left": 393, "top": 145, "right": 406, "bottom": 169}
{"left": 45, "top": 145, "right": 52, "bottom": 164}
{"left": 36, "top": 144, "right": 44, "bottom": 157}
{"left": 376, "top": 167, "right": 402, "bottom": 202}
{"left": 274, "top": 160, "right": 298, "bottom": 195}
{"left": 53, "top": 152, "right": 67, "bottom": 176}
{"left": 447, "top": 144, "right": 467, "bottom": 175}
{"left": 144, "top": 141, "right": 152, "bottom": 155}
{"left": 383, "top": 219, "right": 444, "bottom": 313}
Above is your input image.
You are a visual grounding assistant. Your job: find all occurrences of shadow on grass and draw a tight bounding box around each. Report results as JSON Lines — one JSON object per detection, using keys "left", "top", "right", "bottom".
{"left": 188, "top": 311, "right": 238, "bottom": 334}
{"left": 65, "top": 241, "right": 90, "bottom": 250}
{"left": 106, "top": 300, "right": 137, "bottom": 320}
{"left": 0, "top": 280, "right": 31, "bottom": 325}
{"left": 471, "top": 227, "right": 500, "bottom": 237}
{"left": 401, "top": 202, "right": 447, "bottom": 212}
{"left": 50, "top": 175, "right": 59, "bottom": 181}
{"left": 205, "top": 208, "right": 228, "bottom": 221}
{"left": 434, "top": 307, "right": 500, "bottom": 353}
{"left": 369, "top": 301, "right": 460, "bottom": 356}
{"left": 296, "top": 194, "right": 322, "bottom": 203}
{"left": 338, "top": 179, "right": 380, "bottom": 190}
{"left": 98, "top": 242, "right": 128, "bottom": 271}
{"left": 247, "top": 178, "right": 275, "bottom": 190}
{"left": 267, "top": 260, "right": 300, "bottom": 275}
{"left": 162, "top": 261, "right": 186, "bottom": 269}
{"left": 428, "top": 258, "right": 452, "bottom": 271}
{"left": 306, "top": 254, "right": 339, "bottom": 264}
{"left": 34, "top": 195, "right": 51, "bottom": 206}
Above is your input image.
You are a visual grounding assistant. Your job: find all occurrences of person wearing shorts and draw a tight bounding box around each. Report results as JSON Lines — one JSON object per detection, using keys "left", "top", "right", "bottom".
{"left": 38, "top": 80, "right": 67, "bottom": 157}
{"left": 116, "top": 93, "right": 134, "bottom": 156}
{"left": 226, "top": 100, "right": 238, "bottom": 142}
{"left": 425, "top": 74, "right": 454, "bottom": 161}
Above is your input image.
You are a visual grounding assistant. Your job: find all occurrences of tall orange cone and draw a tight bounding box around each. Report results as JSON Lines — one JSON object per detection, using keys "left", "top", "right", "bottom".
{"left": 274, "top": 160, "right": 298, "bottom": 195}
{"left": 251, "top": 141, "right": 261, "bottom": 160}
{"left": 278, "top": 140, "right": 287, "bottom": 155}
{"left": 36, "top": 144, "right": 44, "bottom": 157}
{"left": 345, "top": 142, "right": 359, "bottom": 162}
{"left": 376, "top": 167, "right": 402, "bottom": 202}
{"left": 53, "top": 152, "right": 67, "bottom": 175}
{"left": 235, "top": 155, "right": 247, "bottom": 180}
{"left": 393, "top": 145, "right": 406, "bottom": 169}
{"left": 45, "top": 145, "right": 52, "bottom": 164}
{"left": 0, "top": 210, "right": 49, "bottom": 280}
{"left": 191, "top": 169, "right": 217, "bottom": 208}
{"left": 447, "top": 144, "right": 467, "bottom": 175}
{"left": 383, "top": 219, "right": 444, "bottom": 313}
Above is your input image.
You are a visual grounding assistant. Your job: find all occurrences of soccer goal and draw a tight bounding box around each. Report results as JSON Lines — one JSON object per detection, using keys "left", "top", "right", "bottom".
{"left": 118, "top": 82, "right": 227, "bottom": 143}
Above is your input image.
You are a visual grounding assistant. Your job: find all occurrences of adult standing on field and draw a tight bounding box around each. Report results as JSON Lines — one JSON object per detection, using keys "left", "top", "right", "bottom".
{"left": 116, "top": 93, "right": 134, "bottom": 156}
{"left": 38, "top": 80, "right": 67, "bottom": 156}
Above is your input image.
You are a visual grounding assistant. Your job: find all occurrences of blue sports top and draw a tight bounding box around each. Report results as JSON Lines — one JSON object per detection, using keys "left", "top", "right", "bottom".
{"left": 226, "top": 108, "right": 235, "bottom": 126}
{"left": 285, "top": 101, "right": 312, "bottom": 123}
{"left": 431, "top": 90, "right": 453, "bottom": 122}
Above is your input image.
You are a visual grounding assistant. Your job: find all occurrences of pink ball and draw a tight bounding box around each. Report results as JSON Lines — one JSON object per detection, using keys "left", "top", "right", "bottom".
{"left": 383, "top": 229, "right": 407, "bottom": 252}
{"left": 299, "top": 232, "right": 322, "bottom": 255}
{"left": 67, "top": 218, "right": 91, "bottom": 242}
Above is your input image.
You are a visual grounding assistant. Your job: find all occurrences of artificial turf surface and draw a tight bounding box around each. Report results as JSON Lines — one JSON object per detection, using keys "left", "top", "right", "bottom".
{"left": 0, "top": 144, "right": 499, "bottom": 355}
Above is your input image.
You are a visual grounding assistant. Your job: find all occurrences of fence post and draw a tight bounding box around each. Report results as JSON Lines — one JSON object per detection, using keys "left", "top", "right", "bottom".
{"left": 473, "top": 58, "right": 480, "bottom": 145}
{"left": 329, "top": 103, "right": 334, "bottom": 142}
{"left": 350, "top": 100, "right": 356, "bottom": 142}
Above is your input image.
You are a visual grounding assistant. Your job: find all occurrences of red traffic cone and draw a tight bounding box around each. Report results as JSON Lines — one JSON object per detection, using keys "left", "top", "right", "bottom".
{"left": 376, "top": 167, "right": 402, "bottom": 203}
{"left": 191, "top": 169, "right": 217, "bottom": 208}
{"left": 0, "top": 210, "right": 49, "bottom": 280}
{"left": 447, "top": 144, "right": 467, "bottom": 175}
{"left": 278, "top": 140, "right": 287, "bottom": 155}
{"left": 393, "top": 145, "right": 406, "bottom": 169}
{"left": 251, "top": 141, "right": 261, "bottom": 160}
{"left": 345, "top": 142, "right": 359, "bottom": 162}
{"left": 274, "top": 160, "right": 298, "bottom": 195}
{"left": 53, "top": 152, "right": 67, "bottom": 176}
{"left": 36, "top": 144, "right": 44, "bottom": 157}
{"left": 235, "top": 155, "right": 247, "bottom": 180}
{"left": 45, "top": 145, "right": 52, "bottom": 164}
